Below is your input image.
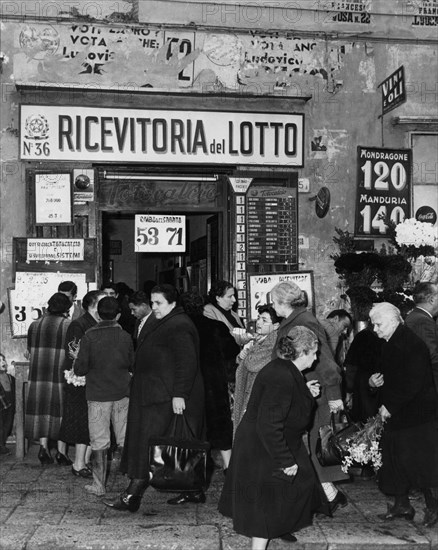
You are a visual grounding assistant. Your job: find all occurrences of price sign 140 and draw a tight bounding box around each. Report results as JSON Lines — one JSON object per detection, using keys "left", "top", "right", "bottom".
{"left": 134, "top": 214, "right": 186, "bottom": 253}
{"left": 355, "top": 147, "right": 411, "bottom": 237}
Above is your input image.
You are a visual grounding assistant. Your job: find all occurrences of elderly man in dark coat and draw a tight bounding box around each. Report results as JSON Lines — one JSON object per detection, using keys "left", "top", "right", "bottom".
{"left": 405, "top": 282, "right": 438, "bottom": 391}
{"left": 104, "top": 284, "right": 205, "bottom": 512}
{"left": 369, "top": 302, "right": 438, "bottom": 529}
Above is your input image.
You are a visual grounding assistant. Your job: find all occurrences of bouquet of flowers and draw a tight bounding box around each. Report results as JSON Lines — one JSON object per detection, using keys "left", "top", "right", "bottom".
{"left": 341, "top": 414, "right": 384, "bottom": 474}
{"left": 64, "top": 338, "right": 85, "bottom": 387}
{"left": 394, "top": 218, "right": 438, "bottom": 259}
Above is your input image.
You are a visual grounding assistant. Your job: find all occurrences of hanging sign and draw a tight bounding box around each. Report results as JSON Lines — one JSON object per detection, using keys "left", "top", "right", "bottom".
{"left": 20, "top": 105, "right": 304, "bottom": 167}
{"left": 34, "top": 172, "right": 73, "bottom": 225}
{"left": 378, "top": 65, "right": 406, "bottom": 116}
{"left": 27, "top": 239, "right": 84, "bottom": 261}
{"left": 135, "top": 214, "right": 186, "bottom": 253}
{"left": 355, "top": 146, "right": 412, "bottom": 237}
{"left": 229, "top": 178, "right": 253, "bottom": 193}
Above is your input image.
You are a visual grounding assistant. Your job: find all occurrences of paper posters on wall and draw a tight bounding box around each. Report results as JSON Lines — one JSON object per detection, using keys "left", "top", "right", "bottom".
{"left": 9, "top": 272, "right": 87, "bottom": 338}
{"left": 248, "top": 271, "right": 314, "bottom": 320}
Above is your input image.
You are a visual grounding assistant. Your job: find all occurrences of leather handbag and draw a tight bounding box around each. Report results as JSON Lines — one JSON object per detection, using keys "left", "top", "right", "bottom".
{"left": 149, "top": 414, "right": 210, "bottom": 493}
{"left": 316, "top": 412, "right": 363, "bottom": 467}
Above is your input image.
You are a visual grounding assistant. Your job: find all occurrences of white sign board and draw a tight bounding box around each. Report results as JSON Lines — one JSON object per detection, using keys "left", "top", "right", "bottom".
{"left": 229, "top": 178, "right": 253, "bottom": 193}
{"left": 135, "top": 214, "right": 186, "bottom": 253}
{"left": 248, "top": 271, "right": 314, "bottom": 320}
{"left": 27, "top": 239, "right": 84, "bottom": 261}
{"left": 9, "top": 272, "right": 88, "bottom": 337}
{"left": 20, "top": 105, "right": 304, "bottom": 167}
{"left": 35, "top": 173, "right": 72, "bottom": 224}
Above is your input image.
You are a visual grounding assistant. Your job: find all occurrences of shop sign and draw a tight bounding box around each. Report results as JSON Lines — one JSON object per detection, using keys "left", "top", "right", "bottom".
{"left": 248, "top": 271, "right": 314, "bottom": 320}
{"left": 355, "top": 146, "right": 412, "bottom": 237}
{"left": 20, "top": 105, "right": 304, "bottom": 167}
{"left": 378, "top": 65, "right": 406, "bottom": 116}
{"left": 135, "top": 214, "right": 186, "bottom": 253}
{"left": 27, "top": 239, "right": 84, "bottom": 261}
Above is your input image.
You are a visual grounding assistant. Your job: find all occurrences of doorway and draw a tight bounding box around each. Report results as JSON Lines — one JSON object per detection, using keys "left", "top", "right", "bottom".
{"left": 101, "top": 211, "right": 222, "bottom": 297}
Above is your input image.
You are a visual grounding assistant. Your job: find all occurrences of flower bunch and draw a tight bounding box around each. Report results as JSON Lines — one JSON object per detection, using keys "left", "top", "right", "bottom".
{"left": 64, "top": 368, "right": 86, "bottom": 387}
{"left": 341, "top": 414, "right": 384, "bottom": 474}
{"left": 395, "top": 218, "right": 437, "bottom": 249}
{"left": 64, "top": 338, "right": 85, "bottom": 386}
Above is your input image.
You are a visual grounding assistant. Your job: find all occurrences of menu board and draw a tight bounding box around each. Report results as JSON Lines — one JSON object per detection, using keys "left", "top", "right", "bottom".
{"left": 246, "top": 186, "right": 298, "bottom": 266}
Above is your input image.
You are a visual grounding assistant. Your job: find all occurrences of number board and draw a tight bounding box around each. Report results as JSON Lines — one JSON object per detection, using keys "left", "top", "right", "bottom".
{"left": 135, "top": 214, "right": 186, "bottom": 253}
{"left": 246, "top": 186, "right": 298, "bottom": 266}
{"left": 355, "top": 146, "right": 411, "bottom": 237}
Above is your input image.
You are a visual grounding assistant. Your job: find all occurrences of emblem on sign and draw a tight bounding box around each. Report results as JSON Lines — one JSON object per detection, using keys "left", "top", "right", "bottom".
{"left": 24, "top": 114, "right": 49, "bottom": 140}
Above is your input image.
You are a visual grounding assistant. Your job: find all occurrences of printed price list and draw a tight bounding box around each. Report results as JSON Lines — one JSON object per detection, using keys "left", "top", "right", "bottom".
{"left": 246, "top": 187, "right": 298, "bottom": 266}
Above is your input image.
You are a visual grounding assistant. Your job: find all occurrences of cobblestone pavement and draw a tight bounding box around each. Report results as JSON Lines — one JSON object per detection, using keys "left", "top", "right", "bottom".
{"left": 0, "top": 443, "right": 437, "bottom": 550}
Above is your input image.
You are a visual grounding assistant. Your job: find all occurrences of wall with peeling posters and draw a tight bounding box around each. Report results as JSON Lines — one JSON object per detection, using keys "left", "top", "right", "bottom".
{"left": 1, "top": 0, "right": 437, "bottom": 360}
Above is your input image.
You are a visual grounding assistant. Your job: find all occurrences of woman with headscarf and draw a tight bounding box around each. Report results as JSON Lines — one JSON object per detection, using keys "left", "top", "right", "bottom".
{"left": 233, "top": 305, "right": 280, "bottom": 434}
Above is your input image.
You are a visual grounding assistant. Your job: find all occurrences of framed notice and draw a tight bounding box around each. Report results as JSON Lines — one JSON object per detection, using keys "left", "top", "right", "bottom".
{"left": 135, "top": 214, "right": 186, "bottom": 253}
{"left": 35, "top": 172, "right": 73, "bottom": 225}
{"left": 355, "top": 146, "right": 411, "bottom": 237}
{"left": 248, "top": 271, "right": 315, "bottom": 320}
{"left": 27, "top": 239, "right": 84, "bottom": 261}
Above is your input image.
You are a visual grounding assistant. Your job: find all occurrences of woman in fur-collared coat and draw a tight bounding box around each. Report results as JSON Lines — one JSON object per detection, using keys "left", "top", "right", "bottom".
{"left": 105, "top": 284, "right": 205, "bottom": 512}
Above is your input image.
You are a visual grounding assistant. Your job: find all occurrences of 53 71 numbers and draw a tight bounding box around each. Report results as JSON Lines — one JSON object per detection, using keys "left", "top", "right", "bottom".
{"left": 136, "top": 226, "right": 183, "bottom": 246}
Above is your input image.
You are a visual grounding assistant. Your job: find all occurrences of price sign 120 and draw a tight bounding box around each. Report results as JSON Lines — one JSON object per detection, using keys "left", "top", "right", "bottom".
{"left": 355, "top": 146, "right": 411, "bottom": 237}
{"left": 135, "top": 214, "right": 186, "bottom": 253}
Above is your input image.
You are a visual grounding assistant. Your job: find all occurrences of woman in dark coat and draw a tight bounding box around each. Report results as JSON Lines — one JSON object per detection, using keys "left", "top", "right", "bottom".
{"left": 181, "top": 292, "right": 238, "bottom": 453}
{"left": 369, "top": 302, "right": 438, "bottom": 529}
{"left": 104, "top": 284, "right": 205, "bottom": 512}
{"left": 270, "top": 281, "right": 349, "bottom": 512}
{"left": 58, "top": 290, "right": 104, "bottom": 477}
{"left": 26, "top": 292, "right": 72, "bottom": 465}
{"left": 203, "top": 280, "right": 251, "bottom": 471}
{"left": 344, "top": 326, "right": 382, "bottom": 423}
{"left": 219, "top": 326, "right": 327, "bottom": 549}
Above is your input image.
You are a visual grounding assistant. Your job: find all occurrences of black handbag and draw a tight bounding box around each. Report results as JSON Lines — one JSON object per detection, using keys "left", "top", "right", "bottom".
{"left": 316, "top": 411, "right": 363, "bottom": 467}
{"left": 149, "top": 414, "right": 210, "bottom": 493}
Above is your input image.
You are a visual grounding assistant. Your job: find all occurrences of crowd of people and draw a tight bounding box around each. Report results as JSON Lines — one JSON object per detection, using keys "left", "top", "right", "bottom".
{"left": 1, "top": 277, "right": 437, "bottom": 549}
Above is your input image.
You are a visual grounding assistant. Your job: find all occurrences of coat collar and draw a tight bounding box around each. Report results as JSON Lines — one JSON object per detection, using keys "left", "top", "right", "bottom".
{"left": 280, "top": 306, "right": 307, "bottom": 328}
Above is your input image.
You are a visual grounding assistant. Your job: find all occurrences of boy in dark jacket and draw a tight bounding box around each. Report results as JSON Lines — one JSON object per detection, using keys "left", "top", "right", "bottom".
{"left": 74, "top": 297, "right": 134, "bottom": 496}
